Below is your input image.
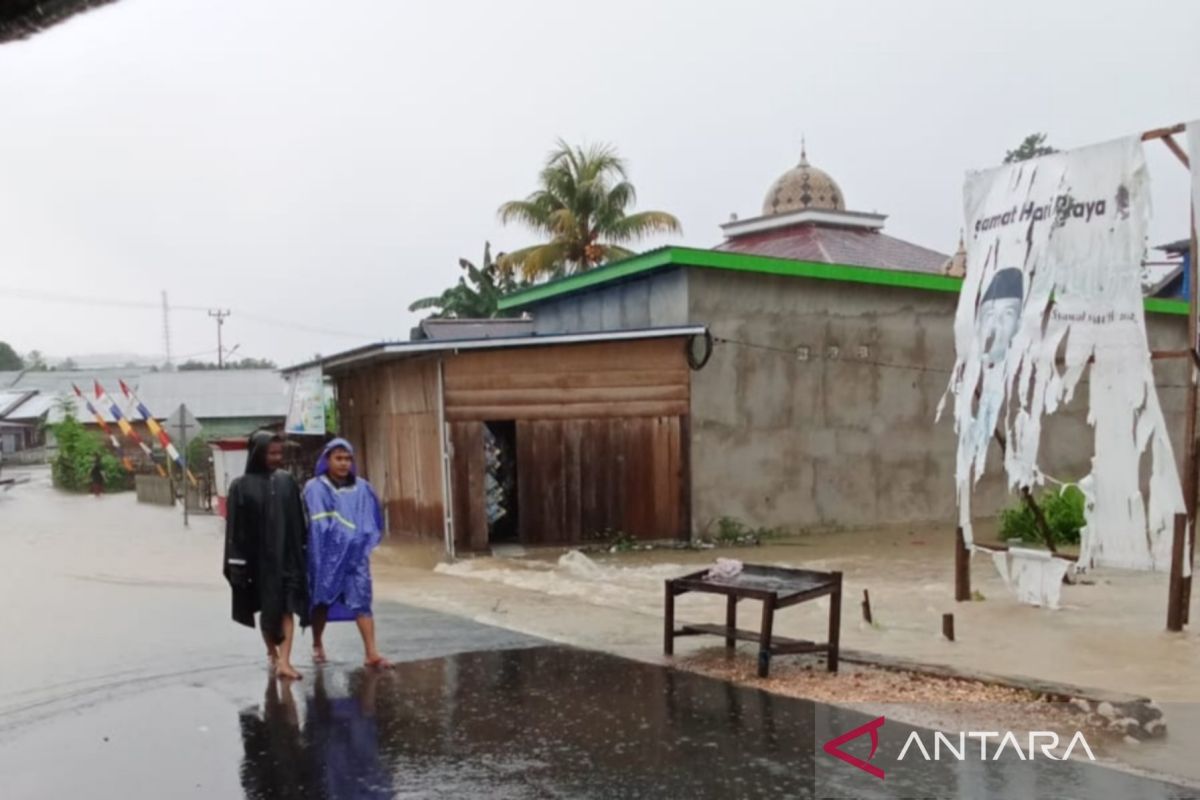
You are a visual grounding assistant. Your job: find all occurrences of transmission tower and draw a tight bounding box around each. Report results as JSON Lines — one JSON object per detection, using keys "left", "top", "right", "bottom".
{"left": 161, "top": 291, "right": 173, "bottom": 369}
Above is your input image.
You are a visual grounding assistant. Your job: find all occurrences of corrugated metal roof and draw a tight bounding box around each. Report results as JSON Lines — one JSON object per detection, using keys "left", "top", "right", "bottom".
{"left": 288, "top": 326, "right": 708, "bottom": 374}
{"left": 0, "top": 390, "right": 37, "bottom": 418}
{"left": 417, "top": 318, "right": 535, "bottom": 341}
{"left": 2, "top": 369, "right": 288, "bottom": 423}
{"left": 8, "top": 394, "right": 56, "bottom": 421}
{"left": 716, "top": 225, "right": 948, "bottom": 274}
{"left": 127, "top": 370, "right": 289, "bottom": 419}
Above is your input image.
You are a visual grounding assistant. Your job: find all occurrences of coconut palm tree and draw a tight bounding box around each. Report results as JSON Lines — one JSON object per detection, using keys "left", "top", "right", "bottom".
{"left": 409, "top": 242, "right": 525, "bottom": 319}
{"left": 498, "top": 140, "right": 682, "bottom": 279}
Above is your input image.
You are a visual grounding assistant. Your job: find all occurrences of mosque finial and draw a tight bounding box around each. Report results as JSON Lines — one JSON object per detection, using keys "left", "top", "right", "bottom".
{"left": 800, "top": 134, "right": 808, "bottom": 166}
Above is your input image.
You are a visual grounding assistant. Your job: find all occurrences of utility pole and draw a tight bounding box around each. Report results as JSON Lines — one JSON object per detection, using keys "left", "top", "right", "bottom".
{"left": 208, "top": 309, "right": 231, "bottom": 368}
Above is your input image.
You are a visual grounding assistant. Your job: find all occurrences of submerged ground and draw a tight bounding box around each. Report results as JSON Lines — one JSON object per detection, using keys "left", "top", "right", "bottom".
{"left": 1, "top": 468, "right": 1197, "bottom": 798}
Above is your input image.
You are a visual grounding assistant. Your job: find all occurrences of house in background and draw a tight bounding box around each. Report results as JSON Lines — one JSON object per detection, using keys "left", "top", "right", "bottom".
{"left": 0, "top": 368, "right": 290, "bottom": 446}
{"left": 0, "top": 390, "right": 46, "bottom": 454}
{"left": 289, "top": 327, "right": 701, "bottom": 553}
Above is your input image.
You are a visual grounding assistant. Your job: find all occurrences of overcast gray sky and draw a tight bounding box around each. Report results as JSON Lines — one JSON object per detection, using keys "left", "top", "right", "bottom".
{"left": 1, "top": 0, "right": 1197, "bottom": 367}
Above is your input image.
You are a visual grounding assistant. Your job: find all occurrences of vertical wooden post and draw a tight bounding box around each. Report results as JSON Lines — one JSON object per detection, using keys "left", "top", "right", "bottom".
{"left": 663, "top": 580, "right": 676, "bottom": 656}
{"left": 1169, "top": 197, "right": 1198, "bottom": 631}
{"left": 724, "top": 595, "right": 737, "bottom": 650}
{"left": 757, "top": 594, "right": 777, "bottom": 678}
{"left": 942, "top": 613, "right": 956, "bottom": 642}
{"left": 1185, "top": 214, "right": 1199, "bottom": 625}
{"left": 828, "top": 572, "right": 842, "bottom": 673}
{"left": 955, "top": 526, "right": 971, "bottom": 602}
{"left": 861, "top": 589, "right": 873, "bottom": 624}
{"left": 1169, "top": 513, "right": 1188, "bottom": 632}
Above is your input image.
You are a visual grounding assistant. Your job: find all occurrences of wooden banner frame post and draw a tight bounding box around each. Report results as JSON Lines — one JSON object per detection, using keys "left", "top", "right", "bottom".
{"left": 1143, "top": 123, "right": 1196, "bottom": 632}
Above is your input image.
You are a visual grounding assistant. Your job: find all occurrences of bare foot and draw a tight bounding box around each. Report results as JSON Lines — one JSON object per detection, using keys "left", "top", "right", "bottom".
{"left": 313, "top": 644, "right": 327, "bottom": 664}
{"left": 364, "top": 654, "right": 391, "bottom": 669}
{"left": 276, "top": 662, "right": 303, "bottom": 680}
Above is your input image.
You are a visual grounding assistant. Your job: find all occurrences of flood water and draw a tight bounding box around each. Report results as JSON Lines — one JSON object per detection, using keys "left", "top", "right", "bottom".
{"left": 2, "top": 470, "right": 1198, "bottom": 798}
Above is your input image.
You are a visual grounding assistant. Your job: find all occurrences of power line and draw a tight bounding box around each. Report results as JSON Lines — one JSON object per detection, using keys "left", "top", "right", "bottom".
{"left": 233, "top": 312, "right": 372, "bottom": 340}
{"left": 0, "top": 287, "right": 374, "bottom": 340}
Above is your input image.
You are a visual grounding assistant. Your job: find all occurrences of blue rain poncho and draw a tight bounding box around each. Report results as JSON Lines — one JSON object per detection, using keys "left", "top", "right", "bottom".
{"left": 303, "top": 438, "right": 383, "bottom": 621}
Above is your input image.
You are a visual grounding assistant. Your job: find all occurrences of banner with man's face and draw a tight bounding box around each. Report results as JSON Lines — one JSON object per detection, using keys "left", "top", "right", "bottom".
{"left": 944, "top": 136, "right": 1184, "bottom": 572}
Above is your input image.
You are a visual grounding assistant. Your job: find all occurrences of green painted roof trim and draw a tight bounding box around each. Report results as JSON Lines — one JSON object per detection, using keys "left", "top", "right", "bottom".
{"left": 1144, "top": 297, "right": 1189, "bottom": 316}
{"left": 496, "top": 245, "right": 1190, "bottom": 317}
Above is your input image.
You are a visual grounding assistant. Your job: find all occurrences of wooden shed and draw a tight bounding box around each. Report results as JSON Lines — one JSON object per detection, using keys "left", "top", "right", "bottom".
{"left": 304, "top": 327, "right": 704, "bottom": 555}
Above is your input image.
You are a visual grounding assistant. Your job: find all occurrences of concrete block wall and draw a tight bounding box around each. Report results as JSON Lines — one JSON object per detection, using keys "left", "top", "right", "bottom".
{"left": 687, "top": 268, "right": 1190, "bottom": 533}
{"left": 525, "top": 265, "right": 1191, "bottom": 534}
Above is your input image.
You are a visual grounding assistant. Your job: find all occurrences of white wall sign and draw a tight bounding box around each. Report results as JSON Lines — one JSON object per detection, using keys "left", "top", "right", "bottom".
{"left": 285, "top": 367, "right": 326, "bottom": 436}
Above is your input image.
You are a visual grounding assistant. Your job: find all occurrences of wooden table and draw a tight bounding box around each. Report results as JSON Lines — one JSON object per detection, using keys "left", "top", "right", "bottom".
{"left": 664, "top": 565, "right": 842, "bottom": 678}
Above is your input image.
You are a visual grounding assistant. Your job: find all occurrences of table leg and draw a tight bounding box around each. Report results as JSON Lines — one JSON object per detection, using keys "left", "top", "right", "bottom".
{"left": 758, "top": 595, "right": 776, "bottom": 678}
{"left": 664, "top": 580, "right": 675, "bottom": 656}
{"left": 827, "top": 571, "right": 842, "bottom": 673}
{"left": 725, "top": 595, "right": 737, "bottom": 651}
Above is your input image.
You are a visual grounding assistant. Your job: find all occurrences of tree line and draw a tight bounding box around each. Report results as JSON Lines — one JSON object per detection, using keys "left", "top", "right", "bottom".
{"left": 0, "top": 342, "right": 275, "bottom": 372}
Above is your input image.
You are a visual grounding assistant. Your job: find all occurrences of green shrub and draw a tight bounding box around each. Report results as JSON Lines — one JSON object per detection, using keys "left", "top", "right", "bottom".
{"left": 186, "top": 436, "right": 212, "bottom": 470}
{"left": 998, "top": 486, "right": 1085, "bottom": 546}
{"left": 48, "top": 415, "right": 128, "bottom": 492}
{"left": 703, "top": 516, "right": 785, "bottom": 546}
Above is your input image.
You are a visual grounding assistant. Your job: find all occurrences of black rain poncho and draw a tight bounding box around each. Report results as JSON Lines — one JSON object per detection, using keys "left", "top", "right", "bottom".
{"left": 223, "top": 431, "right": 310, "bottom": 643}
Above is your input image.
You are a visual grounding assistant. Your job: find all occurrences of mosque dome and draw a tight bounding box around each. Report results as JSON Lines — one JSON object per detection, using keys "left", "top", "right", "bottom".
{"left": 762, "top": 143, "right": 845, "bottom": 216}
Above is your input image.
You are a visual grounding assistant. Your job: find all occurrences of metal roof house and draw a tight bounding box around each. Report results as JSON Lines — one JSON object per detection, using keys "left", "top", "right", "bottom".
{"left": 0, "top": 390, "right": 44, "bottom": 454}
{"left": 288, "top": 327, "right": 704, "bottom": 554}
{"left": 0, "top": 369, "right": 290, "bottom": 440}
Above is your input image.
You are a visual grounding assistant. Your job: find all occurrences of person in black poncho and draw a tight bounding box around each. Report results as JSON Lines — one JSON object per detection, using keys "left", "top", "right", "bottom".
{"left": 224, "top": 431, "right": 310, "bottom": 680}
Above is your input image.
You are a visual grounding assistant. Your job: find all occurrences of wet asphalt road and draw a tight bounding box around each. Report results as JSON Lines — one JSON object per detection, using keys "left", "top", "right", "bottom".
{"left": 4, "top": 604, "right": 1199, "bottom": 799}
{"left": 1, "top": 475, "right": 1198, "bottom": 799}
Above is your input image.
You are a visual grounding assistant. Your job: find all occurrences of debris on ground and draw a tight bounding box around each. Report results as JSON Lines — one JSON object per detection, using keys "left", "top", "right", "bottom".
{"left": 675, "top": 647, "right": 1135, "bottom": 752}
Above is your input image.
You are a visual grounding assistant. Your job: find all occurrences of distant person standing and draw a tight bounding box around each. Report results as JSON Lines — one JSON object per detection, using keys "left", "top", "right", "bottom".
{"left": 89, "top": 454, "right": 104, "bottom": 498}
{"left": 304, "top": 438, "right": 389, "bottom": 669}
{"left": 224, "top": 431, "right": 310, "bottom": 680}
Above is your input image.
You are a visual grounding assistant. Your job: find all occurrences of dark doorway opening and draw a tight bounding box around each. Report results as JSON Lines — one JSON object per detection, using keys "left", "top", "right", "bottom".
{"left": 484, "top": 421, "right": 519, "bottom": 543}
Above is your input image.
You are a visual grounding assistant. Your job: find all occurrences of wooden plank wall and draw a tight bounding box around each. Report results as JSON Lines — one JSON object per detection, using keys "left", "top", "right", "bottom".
{"left": 448, "top": 421, "right": 488, "bottom": 552}
{"left": 443, "top": 339, "right": 690, "bottom": 546}
{"left": 443, "top": 338, "right": 689, "bottom": 421}
{"left": 335, "top": 357, "right": 444, "bottom": 540}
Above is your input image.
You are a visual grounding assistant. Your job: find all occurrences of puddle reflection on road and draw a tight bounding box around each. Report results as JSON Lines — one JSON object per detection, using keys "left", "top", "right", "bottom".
{"left": 236, "top": 646, "right": 1193, "bottom": 800}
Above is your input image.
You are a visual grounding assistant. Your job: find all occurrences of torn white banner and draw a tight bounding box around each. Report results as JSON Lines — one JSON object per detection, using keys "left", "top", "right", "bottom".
{"left": 943, "top": 135, "right": 1185, "bottom": 573}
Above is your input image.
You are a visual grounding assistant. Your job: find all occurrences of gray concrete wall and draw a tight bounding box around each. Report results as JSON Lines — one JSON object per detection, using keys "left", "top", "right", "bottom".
{"left": 685, "top": 268, "right": 1190, "bottom": 533}
{"left": 523, "top": 265, "right": 1191, "bottom": 534}
{"left": 530, "top": 268, "right": 689, "bottom": 334}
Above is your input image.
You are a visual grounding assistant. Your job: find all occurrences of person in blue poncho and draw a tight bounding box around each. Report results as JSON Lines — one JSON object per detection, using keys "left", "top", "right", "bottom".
{"left": 304, "top": 438, "right": 389, "bottom": 668}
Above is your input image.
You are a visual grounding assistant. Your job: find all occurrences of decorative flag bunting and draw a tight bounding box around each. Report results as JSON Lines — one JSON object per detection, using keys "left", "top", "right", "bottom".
{"left": 93, "top": 381, "right": 152, "bottom": 457}
{"left": 116, "top": 379, "right": 196, "bottom": 485}
{"left": 91, "top": 381, "right": 168, "bottom": 478}
{"left": 72, "top": 383, "right": 133, "bottom": 472}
